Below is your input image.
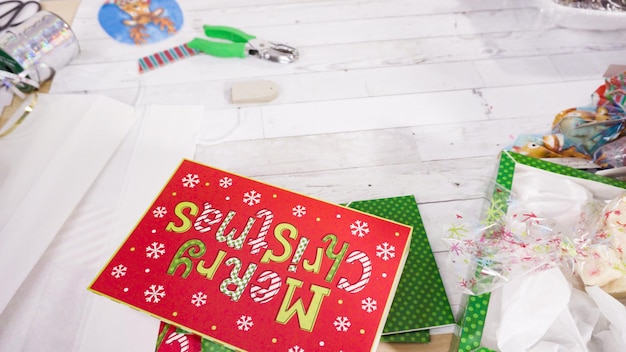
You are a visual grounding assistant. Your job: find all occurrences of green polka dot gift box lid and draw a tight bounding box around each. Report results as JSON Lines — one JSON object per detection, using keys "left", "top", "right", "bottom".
{"left": 452, "top": 151, "right": 626, "bottom": 352}
{"left": 348, "top": 195, "right": 456, "bottom": 343}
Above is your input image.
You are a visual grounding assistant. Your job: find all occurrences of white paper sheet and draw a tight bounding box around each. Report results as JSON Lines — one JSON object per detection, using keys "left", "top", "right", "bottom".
{"left": 0, "top": 103, "right": 202, "bottom": 350}
{"left": 74, "top": 104, "right": 202, "bottom": 352}
{"left": 0, "top": 93, "right": 136, "bottom": 315}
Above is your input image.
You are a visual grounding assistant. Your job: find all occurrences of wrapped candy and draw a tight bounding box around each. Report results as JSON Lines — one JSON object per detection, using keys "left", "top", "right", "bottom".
{"left": 576, "top": 193, "right": 626, "bottom": 297}
{"left": 510, "top": 70, "right": 626, "bottom": 167}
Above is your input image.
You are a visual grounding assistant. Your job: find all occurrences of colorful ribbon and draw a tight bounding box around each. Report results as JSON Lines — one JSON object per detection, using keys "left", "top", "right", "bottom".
{"left": 138, "top": 43, "right": 200, "bottom": 74}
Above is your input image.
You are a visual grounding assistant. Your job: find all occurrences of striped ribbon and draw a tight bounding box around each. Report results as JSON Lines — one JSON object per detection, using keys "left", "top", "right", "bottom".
{"left": 138, "top": 43, "right": 200, "bottom": 74}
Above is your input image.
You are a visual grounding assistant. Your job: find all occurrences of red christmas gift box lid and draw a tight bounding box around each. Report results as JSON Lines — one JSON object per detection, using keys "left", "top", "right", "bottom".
{"left": 89, "top": 159, "right": 412, "bottom": 352}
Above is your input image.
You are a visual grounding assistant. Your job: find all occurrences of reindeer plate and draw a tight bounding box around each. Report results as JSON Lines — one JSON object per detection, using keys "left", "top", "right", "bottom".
{"left": 99, "top": 0, "right": 183, "bottom": 45}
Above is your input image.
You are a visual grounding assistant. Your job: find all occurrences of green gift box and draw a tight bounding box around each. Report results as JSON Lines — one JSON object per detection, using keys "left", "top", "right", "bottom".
{"left": 450, "top": 151, "right": 626, "bottom": 352}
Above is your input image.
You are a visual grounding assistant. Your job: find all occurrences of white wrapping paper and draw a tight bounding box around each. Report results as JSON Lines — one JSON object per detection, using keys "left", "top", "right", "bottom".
{"left": 0, "top": 93, "right": 136, "bottom": 314}
{"left": 0, "top": 101, "right": 203, "bottom": 351}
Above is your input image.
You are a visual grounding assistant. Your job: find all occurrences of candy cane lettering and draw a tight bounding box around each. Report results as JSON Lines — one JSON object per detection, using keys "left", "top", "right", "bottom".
{"left": 197, "top": 249, "right": 227, "bottom": 280}
{"left": 260, "top": 223, "right": 297, "bottom": 264}
{"left": 216, "top": 210, "right": 257, "bottom": 250}
{"left": 167, "top": 239, "right": 206, "bottom": 278}
{"left": 336, "top": 250, "right": 371, "bottom": 293}
{"left": 194, "top": 202, "right": 223, "bottom": 233}
{"left": 323, "top": 234, "right": 349, "bottom": 282}
{"left": 165, "top": 332, "right": 190, "bottom": 352}
{"left": 275, "top": 277, "right": 331, "bottom": 332}
{"left": 289, "top": 237, "right": 310, "bottom": 272}
{"left": 302, "top": 247, "right": 323, "bottom": 274}
{"left": 250, "top": 270, "right": 282, "bottom": 304}
{"left": 248, "top": 209, "right": 273, "bottom": 254}
{"left": 165, "top": 201, "right": 199, "bottom": 233}
{"left": 220, "top": 257, "right": 258, "bottom": 302}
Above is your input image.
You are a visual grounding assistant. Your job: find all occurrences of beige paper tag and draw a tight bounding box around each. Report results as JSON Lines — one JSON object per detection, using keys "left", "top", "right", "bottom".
{"left": 230, "top": 80, "right": 279, "bottom": 103}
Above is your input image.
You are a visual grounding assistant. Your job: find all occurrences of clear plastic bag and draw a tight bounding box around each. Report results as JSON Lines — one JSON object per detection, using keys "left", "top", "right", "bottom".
{"left": 575, "top": 193, "right": 626, "bottom": 297}
{"left": 444, "top": 179, "right": 608, "bottom": 295}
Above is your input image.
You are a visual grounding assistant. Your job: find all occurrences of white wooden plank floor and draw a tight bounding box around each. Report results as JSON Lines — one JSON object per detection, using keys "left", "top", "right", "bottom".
{"left": 46, "top": 0, "right": 626, "bottom": 350}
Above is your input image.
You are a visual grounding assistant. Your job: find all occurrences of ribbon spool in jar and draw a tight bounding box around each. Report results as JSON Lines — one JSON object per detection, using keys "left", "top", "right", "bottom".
{"left": 0, "top": 10, "right": 79, "bottom": 92}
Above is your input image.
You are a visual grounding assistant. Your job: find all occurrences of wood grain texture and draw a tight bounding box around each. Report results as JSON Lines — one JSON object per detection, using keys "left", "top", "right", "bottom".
{"left": 42, "top": 0, "right": 626, "bottom": 351}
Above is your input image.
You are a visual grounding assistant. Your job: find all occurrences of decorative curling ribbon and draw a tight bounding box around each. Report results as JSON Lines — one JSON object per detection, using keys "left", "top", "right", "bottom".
{"left": 0, "top": 91, "right": 38, "bottom": 138}
{"left": 336, "top": 251, "right": 372, "bottom": 294}
{"left": 138, "top": 43, "right": 200, "bottom": 73}
{"left": 0, "top": 70, "right": 39, "bottom": 99}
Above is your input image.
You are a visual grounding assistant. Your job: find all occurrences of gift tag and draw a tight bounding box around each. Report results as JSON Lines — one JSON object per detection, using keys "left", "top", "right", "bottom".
{"left": 98, "top": 0, "right": 183, "bottom": 45}
{"left": 230, "top": 80, "right": 279, "bottom": 104}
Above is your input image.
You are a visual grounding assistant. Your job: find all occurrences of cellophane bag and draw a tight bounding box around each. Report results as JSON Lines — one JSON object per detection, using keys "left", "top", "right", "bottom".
{"left": 444, "top": 177, "right": 607, "bottom": 296}
{"left": 575, "top": 193, "right": 626, "bottom": 297}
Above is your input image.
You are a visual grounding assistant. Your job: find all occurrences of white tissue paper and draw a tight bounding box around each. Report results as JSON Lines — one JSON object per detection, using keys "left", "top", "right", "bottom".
{"left": 511, "top": 171, "right": 595, "bottom": 227}
{"left": 483, "top": 267, "right": 626, "bottom": 352}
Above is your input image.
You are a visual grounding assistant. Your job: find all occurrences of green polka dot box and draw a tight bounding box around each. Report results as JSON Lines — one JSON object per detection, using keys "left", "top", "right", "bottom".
{"left": 452, "top": 151, "right": 626, "bottom": 352}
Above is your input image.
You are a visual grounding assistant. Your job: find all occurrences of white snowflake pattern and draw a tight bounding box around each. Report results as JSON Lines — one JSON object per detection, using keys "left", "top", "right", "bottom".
{"left": 146, "top": 242, "right": 165, "bottom": 259}
{"left": 361, "top": 297, "right": 378, "bottom": 313}
{"left": 191, "top": 292, "right": 207, "bottom": 307}
{"left": 292, "top": 205, "right": 306, "bottom": 217}
{"left": 236, "top": 315, "right": 253, "bottom": 331}
{"left": 333, "top": 316, "right": 351, "bottom": 332}
{"left": 219, "top": 177, "right": 233, "bottom": 188}
{"left": 144, "top": 285, "right": 165, "bottom": 303}
{"left": 111, "top": 264, "right": 127, "bottom": 278}
{"left": 243, "top": 190, "right": 261, "bottom": 206}
{"left": 288, "top": 346, "right": 305, "bottom": 352}
{"left": 182, "top": 173, "right": 200, "bottom": 188}
{"left": 350, "top": 220, "right": 370, "bottom": 237}
{"left": 152, "top": 206, "right": 167, "bottom": 218}
{"left": 376, "top": 242, "right": 396, "bottom": 261}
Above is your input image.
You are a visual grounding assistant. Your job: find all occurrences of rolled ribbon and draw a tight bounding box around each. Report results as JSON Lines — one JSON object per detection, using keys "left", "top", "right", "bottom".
{"left": 0, "top": 10, "right": 79, "bottom": 86}
{"left": 0, "top": 69, "right": 39, "bottom": 99}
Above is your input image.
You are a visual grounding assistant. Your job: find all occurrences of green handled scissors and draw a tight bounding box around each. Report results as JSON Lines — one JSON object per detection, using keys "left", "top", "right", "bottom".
{"left": 187, "top": 25, "right": 299, "bottom": 64}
